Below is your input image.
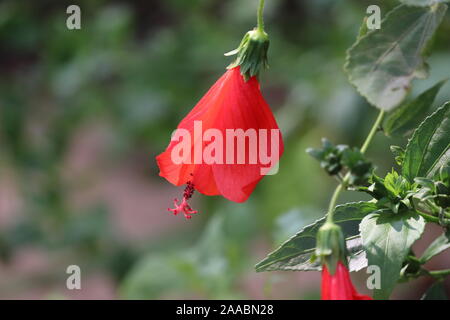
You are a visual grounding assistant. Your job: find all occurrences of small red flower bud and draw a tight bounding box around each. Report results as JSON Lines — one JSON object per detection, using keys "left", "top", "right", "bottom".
{"left": 316, "top": 222, "right": 372, "bottom": 300}
{"left": 322, "top": 261, "right": 372, "bottom": 300}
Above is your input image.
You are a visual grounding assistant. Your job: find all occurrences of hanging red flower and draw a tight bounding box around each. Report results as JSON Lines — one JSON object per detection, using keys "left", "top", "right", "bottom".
{"left": 322, "top": 261, "right": 372, "bottom": 300}
{"left": 156, "top": 65, "right": 283, "bottom": 218}
{"left": 156, "top": 21, "right": 283, "bottom": 219}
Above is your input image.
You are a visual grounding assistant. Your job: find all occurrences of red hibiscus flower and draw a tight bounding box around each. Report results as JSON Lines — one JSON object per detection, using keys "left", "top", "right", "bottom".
{"left": 156, "top": 6, "right": 283, "bottom": 219}
{"left": 322, "top": 261, "right": 372, "bottom": 300}
{"left": 156, "top": 66, "right": 283, "bottom": 218}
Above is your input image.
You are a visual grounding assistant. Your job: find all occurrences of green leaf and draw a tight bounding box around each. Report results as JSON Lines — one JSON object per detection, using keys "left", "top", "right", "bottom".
{"left": 400, "top": 0, "right": 449, "bottom": 7}
{"left": 402, "top": 102, "right": 450, "bottom": 181}
{"left": 383, "top": 170, "right": 413, "bottom": 199}
{"left": 346, "top": 236, "right": 370, "bottom": 272}
{"left": 384, "top": 80, "right": 446, "bottom": 137}
{"left": 421, "top": 281, "right": 448, "bottom": 300}
{"left": 360, "top": 212, "right": 425, "bottom": 299}
{"left": 345, "top": 4, "right": 447, "bottom": 111}
{"left": 420, "top": 230, "right": 450, "bottom": 262}
{"left": 255, "top": 202, "right": 381, "bottom": 272}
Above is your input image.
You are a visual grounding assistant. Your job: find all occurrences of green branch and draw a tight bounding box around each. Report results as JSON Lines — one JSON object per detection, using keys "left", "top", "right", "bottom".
{"left": 416, "top": 206, "right": 450, "bottom": 225}
{"left": 428, "top": 268, "right": 450, "bottom": 279}
{"left": 257, "top": 0, "right": 265, "bottom": 32}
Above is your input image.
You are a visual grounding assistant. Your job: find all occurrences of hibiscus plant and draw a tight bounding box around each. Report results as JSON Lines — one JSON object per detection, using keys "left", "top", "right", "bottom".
{"left": 157, "top": 0, "right": 450, "bottom": 299}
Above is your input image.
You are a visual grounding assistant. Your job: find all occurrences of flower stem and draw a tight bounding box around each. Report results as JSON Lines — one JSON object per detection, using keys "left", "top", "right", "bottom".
{"left": 257, "top": 0, "right": 265, "bottom": 32}
{"left": 427, "top": 200, "right": 450, "bottom": 219}
{"left": 428, "top": 268, "right": 450, "bottom": 279}
{"left": 326, "top": 184, "right": 344, "bottom": 223}
{"left": 417, "top": 211, "right": 441, "bottom": 224}
{"left": 326, "top": 109, "right": 385, "bottom": 223}
{"left": 361, "top": 109, "right": 385, "bottom": 154}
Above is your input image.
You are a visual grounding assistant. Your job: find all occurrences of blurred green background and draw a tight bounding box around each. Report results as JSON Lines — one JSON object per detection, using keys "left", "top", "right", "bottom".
{"left": 0, "top": 0, "right": 449, "bottom": 299}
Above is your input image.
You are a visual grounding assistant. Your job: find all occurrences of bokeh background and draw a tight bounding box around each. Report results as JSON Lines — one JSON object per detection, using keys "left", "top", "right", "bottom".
{"left": 1, "top": 0, "right": 450, "bottom": 299}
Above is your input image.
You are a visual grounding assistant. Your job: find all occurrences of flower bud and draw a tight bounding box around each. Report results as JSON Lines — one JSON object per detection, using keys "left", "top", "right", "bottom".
{"left": 315, "top": 221, "right": 347, "bottom": 275}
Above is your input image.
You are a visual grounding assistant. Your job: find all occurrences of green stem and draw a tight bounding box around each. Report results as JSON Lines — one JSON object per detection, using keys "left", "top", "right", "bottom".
{"left": 417, "top": 211, "right": 441, "bottom": 224}
{"left": 427, "top": 200, "right": 450, "bottom": 219}
{"left": 361, "top": 110, "right": 385, "bottom": 154}
{"left": 417, "top": 205, "right": 450, "bottom": 224}
{"left": 428, "top": 268, "right": 450, "bottom": 279}
{"left": 407, "top": 255, "right": 422, "bottom": 264}
{"left": 257, "top": 0, "right": 265, "bottom": 32}
{"left": 326, "top": 184, "right": 344, "bottom": 223}
{"left": 326, "top": 110, "right": 385, "bottom": 223}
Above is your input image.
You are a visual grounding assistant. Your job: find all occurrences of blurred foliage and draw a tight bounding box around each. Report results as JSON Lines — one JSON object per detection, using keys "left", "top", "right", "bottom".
{"left": 1, "top": 0, "right": 450, "bottom": 299}
{"left": 121, "top": 203, "right": 258, "bottom": 299}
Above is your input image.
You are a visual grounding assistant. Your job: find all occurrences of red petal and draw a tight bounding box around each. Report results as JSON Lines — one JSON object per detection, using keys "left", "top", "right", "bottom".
{"left": 321, "top": 262, "right": 372, "bottom": 300}
{"left": 209, "top": 69, "right": 283, "bottom": 202}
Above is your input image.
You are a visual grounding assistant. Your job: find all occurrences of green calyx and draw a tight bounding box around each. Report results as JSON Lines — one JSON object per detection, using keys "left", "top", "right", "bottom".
{"left": 225, "top": 28, "right": 269, "bottom": 81}
{"left": 315, "top": 221, "right": 347, "bottom": 275}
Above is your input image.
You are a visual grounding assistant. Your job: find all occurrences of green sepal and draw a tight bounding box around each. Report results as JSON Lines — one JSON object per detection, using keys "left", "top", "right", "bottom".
{"left": 341, "top": 148, "right": 374, "bottom": 186}
{"left": 225, "top": 28, "right": 269, "bottom": 81}
{"left": 315, "top": 221, "right": 347, "bottom": 275}
{"left": 306, "top": 138, "right": 347, "bottom": 176}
